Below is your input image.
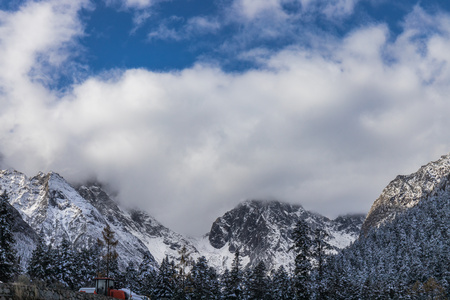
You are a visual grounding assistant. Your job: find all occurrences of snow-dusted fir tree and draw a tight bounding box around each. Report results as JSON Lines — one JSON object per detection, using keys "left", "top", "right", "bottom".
{"left": 154, "top": 256, "right": 177, "bottom": 299}
{"left": 46, "top": 245, "right": 60, "bottom": 284}
{"left": 310, "top": 227, "right": 332, "bottom": 299}
{"left": 124, "top": 261, "right": 138, "bottom": 292}
{"left": 291, "top": 219, "right": 312, "bottom": 299}
{"left": 272, "top": 265, "right": 294, "bottom": 300}
{"left": 229, "top": 250, "right": 243, "bottom": 299}
{"left": 246, "top": 261, "right": 269, "bottom": 300}
{"left": 221, "top": 268, "right": 235, "bottom": 300}
{"left": 323, "top": 179, "right": 450, "bottom": 299}
{"left": 137, "top": 253, "right": 156, "bottom": 295}
{"left": 190, "top": 256, "right": 220, "bottom": 299}
{"left": 56, "top": 237, "right": 76, "bottom": 289}
{"left": 74, "top": 245, "right": 99, "bottom": 289}
{"left": 0, "top": 191, "right": 18, "bottom": 282}
{"left": 27, "top": 235, "right": 48, "bottom": 282}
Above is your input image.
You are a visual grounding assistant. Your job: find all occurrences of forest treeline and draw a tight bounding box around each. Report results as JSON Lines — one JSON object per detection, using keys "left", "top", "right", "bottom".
{"left": 1, "top": 189, "right": 449, "bottom": 299}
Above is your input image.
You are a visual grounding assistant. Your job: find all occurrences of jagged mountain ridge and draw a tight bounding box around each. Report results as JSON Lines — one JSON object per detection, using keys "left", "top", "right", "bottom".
{"left": 206, "top": 199, "right": 365, "bottom": 270}
{"left": 361, "top": 153, "right": 450, "bottom": 234}
{"left": 327, "top": 164, "right": 450, "bottom": 297}
{"left": 75, "top": 182, "right": 199, "bottom": 265}
{"left": 0, "top": 169, "right": 362, "bottom": 273}
{"left": 1, "top": 194, "right": 39, "bottom": 270}
{"left": 0, "top": 170, "right": 184, "bottom": 270}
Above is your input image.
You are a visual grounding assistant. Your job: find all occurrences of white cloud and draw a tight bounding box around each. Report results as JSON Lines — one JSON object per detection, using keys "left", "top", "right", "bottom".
{"left": 125, "top": 0, "right": 153, "bottom": 9}
{"left": 231, "top": 0, "right": 285, "bottom": 20}
{"left": 185, "top": 16, "right": 221, "bottom": 34}
{"left": 148, "top": 16, "right": 221, "bottom": 41}
{"left": 322, "top": 0, "right": 359, "bottom": 18}
{"left": 2, "top": 2, "right": 450, "bottom": 236}
{"left": 105, "top": 0, "right": 155, "bottom": 9}
{"left": 229, "top": 0, "right": 359, "bottom": 21}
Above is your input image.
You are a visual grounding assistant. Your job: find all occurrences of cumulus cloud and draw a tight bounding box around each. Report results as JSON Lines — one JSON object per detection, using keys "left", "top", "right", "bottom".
{"left": 148, "top": 16, "right": 221, "bottom": 41}
{"left": 229, "top": 0, "right": 359, "bottom": 21}
{"left": 146, "top": 0, "right": 359, "bottom": 49}
{"left": 2, "top": 1, "right": 450, "bottom": 235}
{"left": 105, "top": 0, "right": 155, "bottom": 9}
{"left": 322, "top": 0, "right": 359, "bottom": 18}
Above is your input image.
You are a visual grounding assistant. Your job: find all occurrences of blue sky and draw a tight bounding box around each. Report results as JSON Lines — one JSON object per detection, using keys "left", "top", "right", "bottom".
{"left": 76, "top": 0, "right": 450, "bottom": 72}
{"left": 2, "top": 0, "right": 450, "bottom": 235}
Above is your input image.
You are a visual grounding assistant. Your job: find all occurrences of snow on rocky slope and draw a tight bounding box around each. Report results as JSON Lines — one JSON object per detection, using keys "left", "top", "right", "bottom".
{"left": 1, "top": 169, "right": 363, "bottom": 273}
{"left": 361, "top": 153, "right": 450, "bottom": 234}
{"left": 1, "top": 193, "right": 39, "bottom": 270}
{"left": 198, "top": 200, "right": 364, "bottom": 272}
{"left": 0, "top": 170, "right": 159, "bottom": 269}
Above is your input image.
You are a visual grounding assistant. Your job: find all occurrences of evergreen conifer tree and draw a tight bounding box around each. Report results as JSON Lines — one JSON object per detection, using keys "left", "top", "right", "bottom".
{"left": 154, "top": 256, "right": 177, "bottom": 299}
{"left": 291, "top": 219, "right": 312, "bottom": 299}
{"left": 124, "top": 261, "right": 139, "bottom": 292}
{"left": 247, "top": 261, "right": 269, "bottom": 300}
{"left": 229, "top": 250, "right": 243, "bottom": 299}
{"left": 190, "top": 256, "right": 218, "bottom": 299}
{"left": 74, "top": 246, "right": 98, "bottom": 289}
{"left": 56, "top": 237, "right": 76, "bottom": 289}
{"left": 27, "top": 236, "right": 47, "bottom": 282}
{"left": 137, "top": 253, "right": 156, "bottom": 295}
{"left": 311, "top": 227, "right": 332, "bottom": 299}
{"left": 272, "top": 265, "right": 293, "bottom": 300}
{"left": 221, "top": 268, "right": 235, "bottom": 300}
{"left": 43, "top": 245, "right": 59, "bottom": 285}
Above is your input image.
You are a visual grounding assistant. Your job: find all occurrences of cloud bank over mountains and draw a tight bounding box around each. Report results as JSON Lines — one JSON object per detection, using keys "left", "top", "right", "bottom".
{"left": 1, "top": 0, "right": 450, "bottom": 235}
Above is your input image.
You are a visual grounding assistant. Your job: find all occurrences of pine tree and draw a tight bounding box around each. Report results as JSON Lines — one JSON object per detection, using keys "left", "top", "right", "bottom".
{"left": 154, "top": 256, "right": 177, "bottom": 299}
{"left": 241, "top": 268, "right": 252, "bottom": 299}
{"left": 124, "top": 261, "right": 138, "bottom": 292}
{"left": 228, "top": 250, "right": 243, "bottom": 299}
{"left": 291, "top": 219, "right": 312, "bottom": 299}
{"left": 272, "top": 266, "right": 293, "bottom": 300}
{"left": 56, "top": 237, "right": 76, "bottom": 289}
{"left": 137, "top": 253, "right": 156, "bottom": 295}
{"left": 190, "top": 256, "right": 219, "bottom": 299}
{"left": 27, "top": 236, "right": 48, "bottom": 282}
{"left": 49, "top": 245, "right": 64, "bottom": 285}
{"left": 311, "top": 227, "right": 332, "bottom": 299}
{"left": 221, "top": 268, "right": 235, "bottom": 300}
{"left": 208, "top": 265, "right": 222, "bottom": 299}
{"left": 74, "top": 245, "right": 99, "bottom": 289}
{"left": 97, "top": 224, "right": 119, "bottom": 278}
{"left": 247, "top": 261, "right": 269, "bottom": 300}
{"left": 0, "top": 191, "right": 18, "bottom": 282}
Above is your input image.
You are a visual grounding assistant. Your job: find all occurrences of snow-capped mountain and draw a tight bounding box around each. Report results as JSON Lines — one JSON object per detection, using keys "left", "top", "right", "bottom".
{"left": 1, "top": 194, "right": 39, "bottom": 270}
{"left": 361, "top": 153, "right": 450, "bottom": 234}
{"left": 0, "top": 169, "right": 363, "bottom": 273}
{"left": 75, "top": 182, "right": 198, "bottom": 266}
{"left": 0, "top": 170, "right": 190, "bottom": 270}
{"left": 201, "top": 200, "right": 364, "bottom": 271}
{"left": 328, "top": 158, "right": 450, "bottom": 297}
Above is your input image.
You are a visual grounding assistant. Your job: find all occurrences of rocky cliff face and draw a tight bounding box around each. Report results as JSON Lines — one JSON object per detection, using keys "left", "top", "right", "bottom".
{"left": 0, "top": 193, "right": 39, "bottom": 270}
{"left": 361, "top": 153, "right": 450, "bottom": 234}
{"left": 207, "top": 200, "right": 364, "bottom": 270}
{"left": 0, "top": 170, "right": 164, "bottom": 269}
{"left": 1, "top": 169, "right": 363, "bottom": 273}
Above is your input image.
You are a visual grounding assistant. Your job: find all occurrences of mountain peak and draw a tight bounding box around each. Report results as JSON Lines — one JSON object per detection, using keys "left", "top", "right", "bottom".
{"left": 361, "top": 152, "right": 450, "bottom": 234}
{"left": 1, "top": 170, "right": 364, "bottom": 274}
{"left": 207, "top": 199, "right": 362, "bottom": 270}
